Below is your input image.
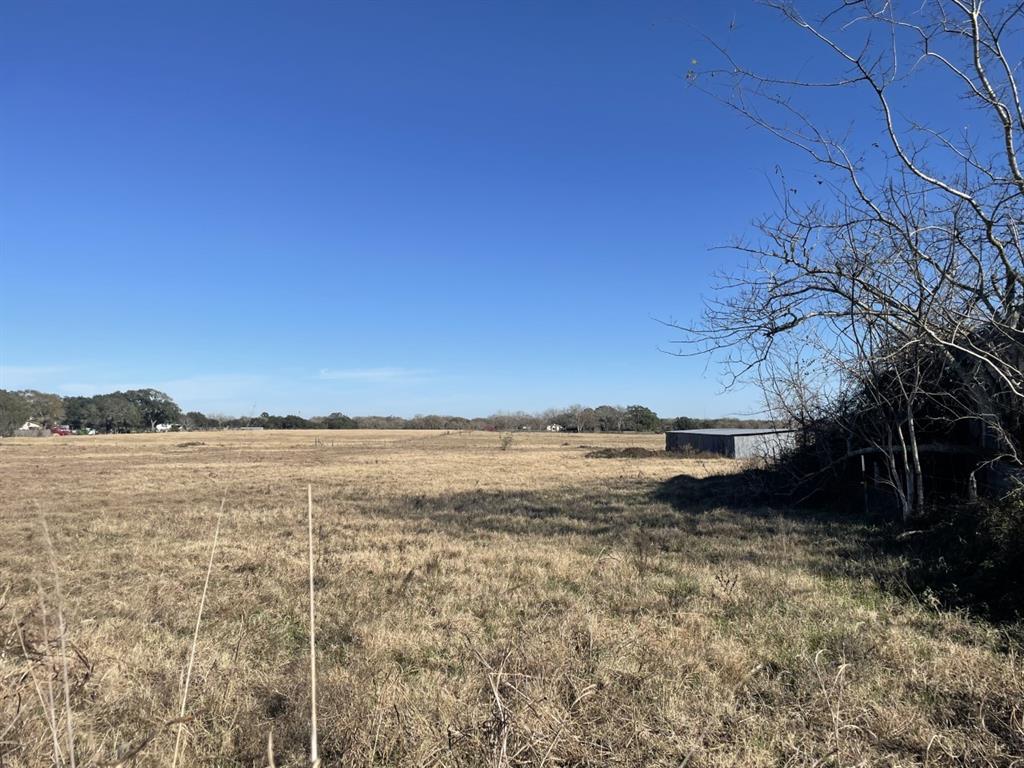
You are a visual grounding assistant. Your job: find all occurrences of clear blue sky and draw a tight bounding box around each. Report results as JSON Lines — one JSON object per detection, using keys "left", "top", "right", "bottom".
{"left": 2, "top": 1, "right": 819, "bottom": 418}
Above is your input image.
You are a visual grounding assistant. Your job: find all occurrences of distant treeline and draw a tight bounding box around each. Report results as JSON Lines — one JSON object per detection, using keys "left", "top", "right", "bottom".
{"left": 0, "top": 389, "right": 774, "bottom": 436}
{"left": 0, "top": 388, "right": 183, "bottom": 435}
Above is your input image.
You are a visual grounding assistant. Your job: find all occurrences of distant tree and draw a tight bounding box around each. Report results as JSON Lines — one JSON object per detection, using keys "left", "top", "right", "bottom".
{"left": 96, "top": 393, "right": 142, "bottom": 433}
{"left": 407, "top": 414, "right": 448, "bottom": 430}
{"left": 124, "top": 389, "right": 182, "bottom": 429}
{"left": 594, "top": 405, "right": 625, "bottom": 432}
{"left": 667, "top": 415, "right": 777, "bottom": 431}
{"left": 555, "top": 404, "right": 596, "bottom": 432}
{"left": 489, "top": 411, "right": 542, "bottom": 431}
{"left": 672, "top": 416, "right": 699, "bottom": 430}
{"left": 251, "top": 412, "right": 316, "bottom": 429}
{"left": 16, "top": 390, "right": 65, "bottom": 426}
{"left": 184, "top": 411, "right": 219, "bottom": 430}
{"left": 625, "top": 405, "right": 661, "bottom": 432}
{"left": 579, "top": 407, "right": 598, "bottom": 432}
{"left": 0, "top": 390, "right": 32, "bottom": 436}
{"left": 354, "top": 415, "right": 407, "bottom": 429}
{"left": 323, "top": 412, "right": 357, "bottom": 429}
{"left": 64, "top": 396, "right": 101, "bottom": 430}
{"left": 488, "top": 412, "right": 512, "bottom": 431}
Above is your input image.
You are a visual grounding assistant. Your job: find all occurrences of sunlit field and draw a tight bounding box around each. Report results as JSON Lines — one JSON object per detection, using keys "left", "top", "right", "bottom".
{"left": 2, "top": 430, "right": 1021, "bottom": 766}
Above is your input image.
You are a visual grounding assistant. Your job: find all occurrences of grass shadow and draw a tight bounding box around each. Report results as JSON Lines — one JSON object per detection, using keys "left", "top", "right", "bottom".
{"left": 338, "top": 471, "right": 901, "bottom": 599}
{"left": 652, "top": 466, "right": 1024, "bottom": 628}
{"left": 345, "top": 467, "right": 1023, "bottom": 631}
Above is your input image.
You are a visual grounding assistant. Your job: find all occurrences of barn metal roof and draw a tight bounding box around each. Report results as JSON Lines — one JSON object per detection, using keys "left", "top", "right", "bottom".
{"left": 666, "top": 428, "right": 795, "bottom": 436}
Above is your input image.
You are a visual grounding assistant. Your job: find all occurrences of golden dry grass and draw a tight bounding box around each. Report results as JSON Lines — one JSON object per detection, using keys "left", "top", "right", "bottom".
{"left": 1, "top": 429, "right": 1022, "bottom": 766}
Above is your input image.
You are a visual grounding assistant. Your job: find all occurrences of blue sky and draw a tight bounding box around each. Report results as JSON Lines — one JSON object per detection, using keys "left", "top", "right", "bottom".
{"left": 2, "top": 2, "right": 831, "bottom": 418}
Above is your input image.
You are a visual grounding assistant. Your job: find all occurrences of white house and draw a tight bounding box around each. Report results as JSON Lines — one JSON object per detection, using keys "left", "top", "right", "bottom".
{"left": 15, "top": 421, "right": 46, "bottom": 437}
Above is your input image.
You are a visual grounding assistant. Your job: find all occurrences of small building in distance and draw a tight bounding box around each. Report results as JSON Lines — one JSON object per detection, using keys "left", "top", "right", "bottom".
{"left": 666, "top": 428, "right": 796, "bottom": 460}
{"left": 15, "top": 421, "right": 49, "bottom": 437}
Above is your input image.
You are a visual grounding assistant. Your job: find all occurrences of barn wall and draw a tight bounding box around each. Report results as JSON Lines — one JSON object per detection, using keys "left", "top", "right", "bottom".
{"left": 666, "top": 431, "right": 796, "bottom": 460}
{"left": 733, "top": 432, "right": 796, "bottom": 460}
{"left": 665, "top": 432, "right": 737, "bottom": 457}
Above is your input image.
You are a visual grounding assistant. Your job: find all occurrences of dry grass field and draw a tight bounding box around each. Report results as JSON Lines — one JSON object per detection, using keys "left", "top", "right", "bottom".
{"left": 1, "top": 429, "right": 1022, "bottom": 767}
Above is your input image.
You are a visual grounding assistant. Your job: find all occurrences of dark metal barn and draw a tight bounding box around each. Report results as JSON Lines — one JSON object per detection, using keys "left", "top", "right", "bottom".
{"left": 665, "top": 428, "right": 796, "bottom": 460}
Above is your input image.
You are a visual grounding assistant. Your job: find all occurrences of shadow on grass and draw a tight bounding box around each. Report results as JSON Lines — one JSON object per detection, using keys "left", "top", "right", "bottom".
{"left": 340, "top": 470, "right": 900, "bottom": 601}
{"left": 652, "top": 467, "right": 1024, "bottom": 627}
{"left": 650, "top": 466, "right": 778, "bottom": 512}
{"left": 344, "top": 466, "right": 1021, "bottom": 629}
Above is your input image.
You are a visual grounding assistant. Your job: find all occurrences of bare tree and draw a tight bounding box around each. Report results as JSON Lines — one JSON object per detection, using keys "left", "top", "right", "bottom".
{"left": 673, "top": 0, "right": 1024, "bottom": 512}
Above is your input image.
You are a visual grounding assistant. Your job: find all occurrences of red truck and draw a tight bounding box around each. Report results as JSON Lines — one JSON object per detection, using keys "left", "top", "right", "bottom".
{"left": 50, "top": 425, "right": 73, "bottom": 436}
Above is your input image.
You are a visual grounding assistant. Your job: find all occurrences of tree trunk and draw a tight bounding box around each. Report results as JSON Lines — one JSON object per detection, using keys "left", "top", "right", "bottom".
{"left": 886, "top": 427, "right": 912, "bottom": 522}
{"left": 905, "top": 404, "right": 924, "bottom": 517}
{"left": 860, "top": 454, "right": 869, "bottom": 516}
{"left": 895, "top": 424, "right": 914, "bottom": 522}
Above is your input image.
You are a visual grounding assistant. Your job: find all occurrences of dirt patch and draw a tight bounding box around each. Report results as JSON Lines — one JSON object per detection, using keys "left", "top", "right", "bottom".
{"left": 585, "top": 446, "right": 724, "bottom": 460}
{"left": 585, "top": 447, "right": 667, "bottom": 459}
{"left": 175, "top": 440, "right": 206, "bottom": 448}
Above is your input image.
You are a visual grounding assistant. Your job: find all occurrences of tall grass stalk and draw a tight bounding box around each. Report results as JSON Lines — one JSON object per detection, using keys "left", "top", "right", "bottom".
{"left": 307, "top": 484, "right": 320, "bottom": 766}
{"left": 14, "top": 615, "right": 61, "bottom": 763}
{"left": 305, "top": 483, "right": 317, "bottom": 765}
{"left": 267, "top": 730, "right": 277, "bottom": 768}
{"left": 33, "top": 581, "right": 62, "bottom": 763}
{"left": 40, "top": 516, "right": 76, "bottom": 768}
{"left": 171, "top": 498, "right": 225, "bottom": 768}
{"left": 168, "top": 412, "right": 258, "bottom": 765}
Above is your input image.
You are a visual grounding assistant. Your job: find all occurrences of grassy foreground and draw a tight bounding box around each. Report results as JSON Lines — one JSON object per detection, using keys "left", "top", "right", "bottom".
{"left": 1, "top": 430, "right": 1022, "bottom": 767}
